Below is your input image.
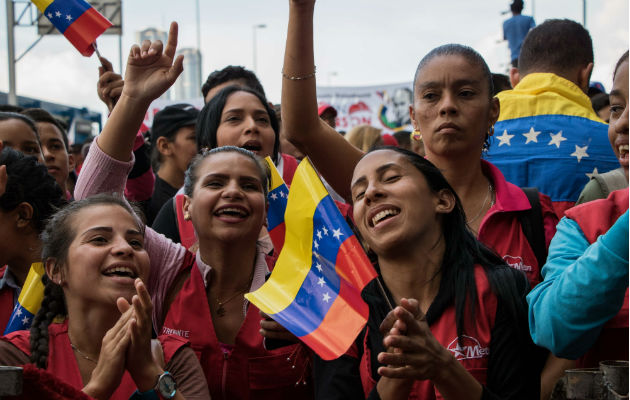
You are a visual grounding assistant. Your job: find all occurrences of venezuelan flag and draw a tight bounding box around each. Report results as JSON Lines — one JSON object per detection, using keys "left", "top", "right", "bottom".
{"left": 487, "top": 73, "right": 617, "bottom": 214}
{"left": 4, "top": 263, "right": 45, "bottom": 334}
{"left": 31, "top": 0, "right": 112, "bottom": 56}
{"left": 264, "top": 156, "right": 289, "bottom": 252}
{"left": 246, "top": 159, "right": 377, "bottom": 360}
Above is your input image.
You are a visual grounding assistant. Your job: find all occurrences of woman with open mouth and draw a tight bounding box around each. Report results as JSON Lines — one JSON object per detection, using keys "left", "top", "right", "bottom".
{"left": 74, "top": 22, "right": 313, "bottom": 400}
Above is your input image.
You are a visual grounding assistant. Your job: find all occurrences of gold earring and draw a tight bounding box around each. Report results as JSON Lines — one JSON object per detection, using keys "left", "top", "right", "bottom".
{"left": 184, "top": 212, "right": 191, "bottom": 221}
{"left": 411, "top": 130, "right": 422, "bottom": 141}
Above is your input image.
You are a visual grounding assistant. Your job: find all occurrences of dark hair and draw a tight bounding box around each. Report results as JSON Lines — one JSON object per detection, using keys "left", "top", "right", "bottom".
{"left": 0, "top": 112, "right": 39, "bottom": 139}
{"left": 31, "top": 194, "right": 142, "bottom": 368}
{"left": 0, "top": 105, "right": 24, "bottom": 113}
{"left": 201, "top": 65, "right": 266, "bottom": 100}
{"left": 392, "top": 130, "right": 411, "bottom": 149}
{"left": 491, "top": 73, "right": 512, "bottom": 95}
{"left": 0, "top": 148, "right": 65, "bottom": 232}
{"left": 591, "top": 92, "right": 610, "bottom": 113}
{"left": 413, "top": 44, "right": 495, "bottom": 150}
{"left": 20, "top": 108, "right": 70, "bottom": 150}
{"left": 613, "top": 50, "right": 629, "bottom": 80}
{"left": 510, "top": 0, "right": 524, "bottom": 14}
{"left": 184, "top": 146, "right": 270, "bottom": 200}
{"left": 196, "top": 85, "right": 280, "bottom": 162}
{"left": 518, "top": 19, "right": 593, "bottom": 77}
{"left": 362, "top": 147, "right": 527, "bottom": 343}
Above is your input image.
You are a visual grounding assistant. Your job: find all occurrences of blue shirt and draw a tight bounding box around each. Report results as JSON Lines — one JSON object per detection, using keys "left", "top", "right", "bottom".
{"left": 0, "top": 267, "right": 21, "bottom": 306}
{"left": 503, "top": 14, "right": 535, "bottom": 62}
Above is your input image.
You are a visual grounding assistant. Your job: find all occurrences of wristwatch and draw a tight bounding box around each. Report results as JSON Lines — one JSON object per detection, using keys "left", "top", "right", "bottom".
{"left": 155, "top": 371, "right": 177, "bottom": 399}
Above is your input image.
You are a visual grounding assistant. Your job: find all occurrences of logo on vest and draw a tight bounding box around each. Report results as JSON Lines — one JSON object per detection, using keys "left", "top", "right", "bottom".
{"left": 161, "top": 326, "right": 190, "bottom": 338}
{"left": 503, "top": 255, "right": 532, "bottom": 272}
{"left": 447, "top": 335, "right": 489, "bottom": 360}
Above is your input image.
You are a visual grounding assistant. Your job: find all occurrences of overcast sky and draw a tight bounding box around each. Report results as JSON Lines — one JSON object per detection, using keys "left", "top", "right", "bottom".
{"left": 1, "top": 0, "right": 628, "bottom": 119}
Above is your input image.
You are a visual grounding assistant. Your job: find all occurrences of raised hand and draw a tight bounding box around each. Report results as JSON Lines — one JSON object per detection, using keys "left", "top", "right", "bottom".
{"left": 121, "top": 21, "right": 184, "bottom": 105}
{"left": 97, "top": 57, "right": 124, "bottom": 112}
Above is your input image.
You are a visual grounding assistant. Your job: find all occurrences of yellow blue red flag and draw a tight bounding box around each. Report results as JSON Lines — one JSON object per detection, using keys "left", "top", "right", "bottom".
{"left": 31, "top": 0, "right": 112, "bottom": 56}
{"left": 4, "top": 263, "right": 45, "bottom": 334}
{"left": 264, "top": 156, "right": 289, "bottom": 252}
{"left": 246, "top": 158, "right": 377, "bottom": 360}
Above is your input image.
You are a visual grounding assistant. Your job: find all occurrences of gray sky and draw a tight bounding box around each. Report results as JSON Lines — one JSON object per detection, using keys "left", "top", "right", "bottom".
{"left": 1, "top": 0, "right": 627, "bottom": 119}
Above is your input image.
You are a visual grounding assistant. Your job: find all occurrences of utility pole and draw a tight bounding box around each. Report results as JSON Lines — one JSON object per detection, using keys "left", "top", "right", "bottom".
{"left": 6, "top": 0, "right": 17, "bottom": 105}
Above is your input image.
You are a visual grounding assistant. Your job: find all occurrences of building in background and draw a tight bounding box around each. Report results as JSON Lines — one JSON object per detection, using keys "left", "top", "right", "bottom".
{"left": 172, "top": 48, "right": 202, "bottom": 101}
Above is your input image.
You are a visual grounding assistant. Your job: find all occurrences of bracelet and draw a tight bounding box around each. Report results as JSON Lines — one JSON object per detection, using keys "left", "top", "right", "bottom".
{"left": 281, "top": 66, "right": 316, "bottom": 80}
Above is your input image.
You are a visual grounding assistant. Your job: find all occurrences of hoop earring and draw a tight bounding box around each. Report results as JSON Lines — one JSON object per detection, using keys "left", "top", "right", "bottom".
{"left": 411, "top": 130, "right": 422, "bottom": 141}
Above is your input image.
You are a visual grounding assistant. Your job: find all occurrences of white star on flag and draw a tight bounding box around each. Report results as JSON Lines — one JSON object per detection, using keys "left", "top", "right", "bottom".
{"left": 22, "top": 316, "right": 29, "bottom": 324}
{"left": 317, "top": 277, "right": 325, "bottom": 287}
{"left": 55, "top": 11, "right": 61, "bottom": 17}
{"left": 586, "top": 167, "right": 599, "bottom": 179}
{"left": 322, "top": 292, "right": 331, "bottom": 303}
{"left": 571, "top": 145, "right": 589, "bottom": 163}
{"left": 332, "top": 228, "right": 343, "bottom": 240}
{"left": 322, "top": 227, "right": 329, "bottom": 236}
{"left": 523, "top": 127, "right": 541, "bottom": 144}
{"left": 66, "top": 14, "right": 72, "bottom": 21}
{"left": 316, "top": 230, "right": 323, "bottom": 240}
{"left": 279, "top": 191, "right": 286, "bottom": 198}
{"left": 313, "top": 240, "right": 319, "bottom": 249}
{"left": 496, "top": 130, "right": 514, "bottom": 147}
{"left": 15, "top": 308, "right": 22, "bottom": 317}
{"left": 548, "top": 131, "right": 567, "bottom": 149}
{"left": 47, "top": 12, "right": 53, "bottom": 18}
{"left": 270, "top": 193, "right": 277, "bottom": 200}
{"left": 315, "top": 263, "right": 323, "bottom": 272}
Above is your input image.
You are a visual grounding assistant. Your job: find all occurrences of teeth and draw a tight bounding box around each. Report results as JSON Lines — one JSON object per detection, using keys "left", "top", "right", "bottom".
{"left": 619, "top": 145, "right": 629, "bottom": 155}
{"left": 372, "top": 209, "right": 400, "bottom": 226}
{"left": 218, "top": 207, "right": 247, "bottom": 216}
{"left": 103, "top": 266, "right": 136, "bottom": 277}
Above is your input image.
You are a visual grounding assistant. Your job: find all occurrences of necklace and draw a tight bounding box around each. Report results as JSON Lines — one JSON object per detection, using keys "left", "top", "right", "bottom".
{"left": 71, "top": 343, "right": 97, "bottom": 364}
{"left": 467, "top": 181, "right": 494, "bottom": 225}
{"left": 216, "top": 270, "right": 255, "bottom": 318}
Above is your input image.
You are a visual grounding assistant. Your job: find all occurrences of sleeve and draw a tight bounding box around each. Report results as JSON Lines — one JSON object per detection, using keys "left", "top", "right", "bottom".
{"left": 151, "top": 198, "right": 182, "bottom": 244}
{"left": 165, "top": 345, "right": 211, "bottom": 400}
{"left": 313, "top": 349, "right": 365, "bottom": 400}
{"left": 526, "top": 212, "right": 629, "bottom": 358}
{"left": 482, "top": 269, "right": 544, "bottom": 400}
{"left": 539, "top": 192, "right": 559, "bottom": 250}
{"left": 0, "top": 340, "right": 30, "bottom": 365}
{"left": 124, "top": 131, "right": 155, "bottom": 202}
{"left": 575, "top": 179, "right": 606, "bottom": 205}
{"left": 74, "top": 137, "right": 132, "bottom": 199}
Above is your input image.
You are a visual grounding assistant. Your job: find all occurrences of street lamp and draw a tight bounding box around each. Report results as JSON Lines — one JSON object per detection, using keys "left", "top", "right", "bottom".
{"left": 252, "top": 23, "right": 266, "bottom": 73}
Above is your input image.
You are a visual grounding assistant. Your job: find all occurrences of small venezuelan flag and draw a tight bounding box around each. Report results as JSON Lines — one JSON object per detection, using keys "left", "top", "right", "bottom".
{"left": 4, "top": 263, "right": 45, "bottom": 334}
{"left": 264, "top": 156, "right": 289, "bottom": 252}
{"left": 246, "top": 158, "right": 377, "bottom": 360}
{"left": 31, "top": 0, "right": 112, "bottom": 56}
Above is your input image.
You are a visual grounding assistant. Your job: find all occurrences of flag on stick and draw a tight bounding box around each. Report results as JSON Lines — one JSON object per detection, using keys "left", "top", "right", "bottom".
{"left": 31, "top": 0, "right": 112, "bottom": 56}
{"left": 246, "top": 158, "right": 377, "bottom": 360}
{"left": 264, "top": 156, "right": 289, "bottom": 252}
{"left": 4, "top": 263, "right": 45, "bottom": 334}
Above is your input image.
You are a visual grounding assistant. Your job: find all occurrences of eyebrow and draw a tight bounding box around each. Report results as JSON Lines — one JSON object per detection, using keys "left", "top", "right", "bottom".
{"left": 82, "top": 226, "right": 143, "bottom": 236}
{"left": 609, "top": 89, "right": 623, "bottom": 98}
{"left": 417, "top": 79, "right": 482, "bottom": 91}
{"left": 351, "top": 163, "right": 399, "bottom": 189}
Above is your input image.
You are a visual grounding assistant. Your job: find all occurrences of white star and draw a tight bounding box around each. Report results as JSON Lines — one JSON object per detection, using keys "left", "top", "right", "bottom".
{"left": 316, "top": 230, "right": 323, "bottom": 240}
{"left": 47, "top": 12, "right": 53, "bottom": 18}
{"left": 55, "top": 11, "right": 61, "bottom": 17}
{"left": 270, "top": 193, "right": 278, "bottom": 200}
{"left": 332, "top": 228, "right": 343, "bottom": 240}
{"left": 548, "top": 131, "right": 567, "bottom": 149}
{"left": 313, "top": 240, "right": 319, "bottom": 249}
{"left": 66, "top": 14, "right": 72, "bottom": 21}
{"left": 522, "top": 127, "right": 541, "bottom": 144}
{"left": 279, "top": 191, "right": 286, "bottom": 198}
{"left": 322, "top": 292, "right": 331, "bottom": 303}
{"left": 571, "top": 145, "right": 589, "bottom": 163}
{"left": 15, "top": 308, "right": 22, "bottom": 317}
{"left": 317, "top": 277, "right": 325, "bottom": 287}
{"left": 322, "top": 227, "right": 329, "bottom": 236}
{"left": 315, "top": 263, "right": 322, "bottom": 272}
{"left": 496, "top": 130, "right": 514, "bottom": 147}
{"left": 21, "top": 316, "right": 29, "bottom": 324}
{"left": 586, "top": 167, "right": 599, "bottom": 179}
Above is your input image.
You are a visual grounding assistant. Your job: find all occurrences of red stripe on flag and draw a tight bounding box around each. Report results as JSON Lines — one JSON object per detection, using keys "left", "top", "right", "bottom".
{"left": 299, "top": 278, "right": 370, "bottom": 360}
{"left": 63, "top": 8, "right": 112, "bottom": 56}
{"left": 267, "top": 223, "right": 286, "bottom": 253}
{"left": 336, "top": 237, "right": 377, "bottom": 288}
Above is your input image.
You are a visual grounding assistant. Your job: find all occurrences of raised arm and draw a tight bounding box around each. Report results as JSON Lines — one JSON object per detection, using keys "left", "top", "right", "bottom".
{"left": 282, "top": 0, "right": 362, "bottom": 201}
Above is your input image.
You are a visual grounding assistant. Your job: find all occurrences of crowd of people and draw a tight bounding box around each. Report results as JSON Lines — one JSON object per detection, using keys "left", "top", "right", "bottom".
{"left": 0, "top": 1, "right": 626, "bottom": 399}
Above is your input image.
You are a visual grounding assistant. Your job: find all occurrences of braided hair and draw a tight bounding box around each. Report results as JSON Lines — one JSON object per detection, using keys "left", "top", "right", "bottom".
{"left": 30, "top": 194, "right": 142, "bottom": 368}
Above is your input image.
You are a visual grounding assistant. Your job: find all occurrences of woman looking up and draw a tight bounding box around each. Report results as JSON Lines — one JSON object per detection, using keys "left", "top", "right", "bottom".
{"left": 281, "top": 0, "right": 558, "bottom": 288}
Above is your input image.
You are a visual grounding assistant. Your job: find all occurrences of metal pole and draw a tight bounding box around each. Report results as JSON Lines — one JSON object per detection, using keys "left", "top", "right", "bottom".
{"left": 582, "top": 0, "right": 586, "bottom": 27}
{"left": 118, "top": 34, "right": 123, "bottom": 75}
{"left": 195, "top": 0, "right": 201, "bottom": 84}
{"left": 6, "top": 0, "right": 17, "bottom": 105}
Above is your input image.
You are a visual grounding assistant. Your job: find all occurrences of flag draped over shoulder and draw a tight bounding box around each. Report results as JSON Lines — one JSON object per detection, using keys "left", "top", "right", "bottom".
{"left": 31, "top": 0, "right": 112, "bottom": 56}
{"left": 264, "top": 156, "right": 289, "bottom": 252}
{"left": 4, "top": 263, "right": 45, "bottom": 334}
{"left": 246, "top": 159, "right": 377, "bottom": 360}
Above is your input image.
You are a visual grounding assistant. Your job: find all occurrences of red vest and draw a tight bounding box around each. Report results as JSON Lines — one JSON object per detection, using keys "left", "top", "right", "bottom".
{"left": 2, "top": 320, "right": 188, "bottom": 400}
{"left": 161, "top": 261, "right": 312, "bottom": 400}
{"left": 566, "top": 188, "right": 629, "bottom": 368}
{"left": 0, "top": 266, "right": 16, "bottom": 334}
{"left": 357, "top": 267, "right": 497, "bottom": 399}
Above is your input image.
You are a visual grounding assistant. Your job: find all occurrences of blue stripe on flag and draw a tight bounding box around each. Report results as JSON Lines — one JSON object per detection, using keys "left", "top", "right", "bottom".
{"left": 44, "top": 0, "right": 90, "bottom": 33}
{"left": 266, "top": 184, "right": 289, "bottom": 230}
{"left": 4, "top": 305, "right": 35, "bottom": 334}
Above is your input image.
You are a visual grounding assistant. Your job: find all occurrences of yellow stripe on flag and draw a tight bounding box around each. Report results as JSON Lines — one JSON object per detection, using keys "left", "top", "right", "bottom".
{"left": 31, "top": 0, "right": 55, "bottom": 13}
{"left": 18, "top": 262, "right": 46, "bottom": 315}
{"left": 246, "top": 159, "right": 328, "bottom": 314}
{"left": 264, "top": 156, "right": 285, "bottom": 191}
